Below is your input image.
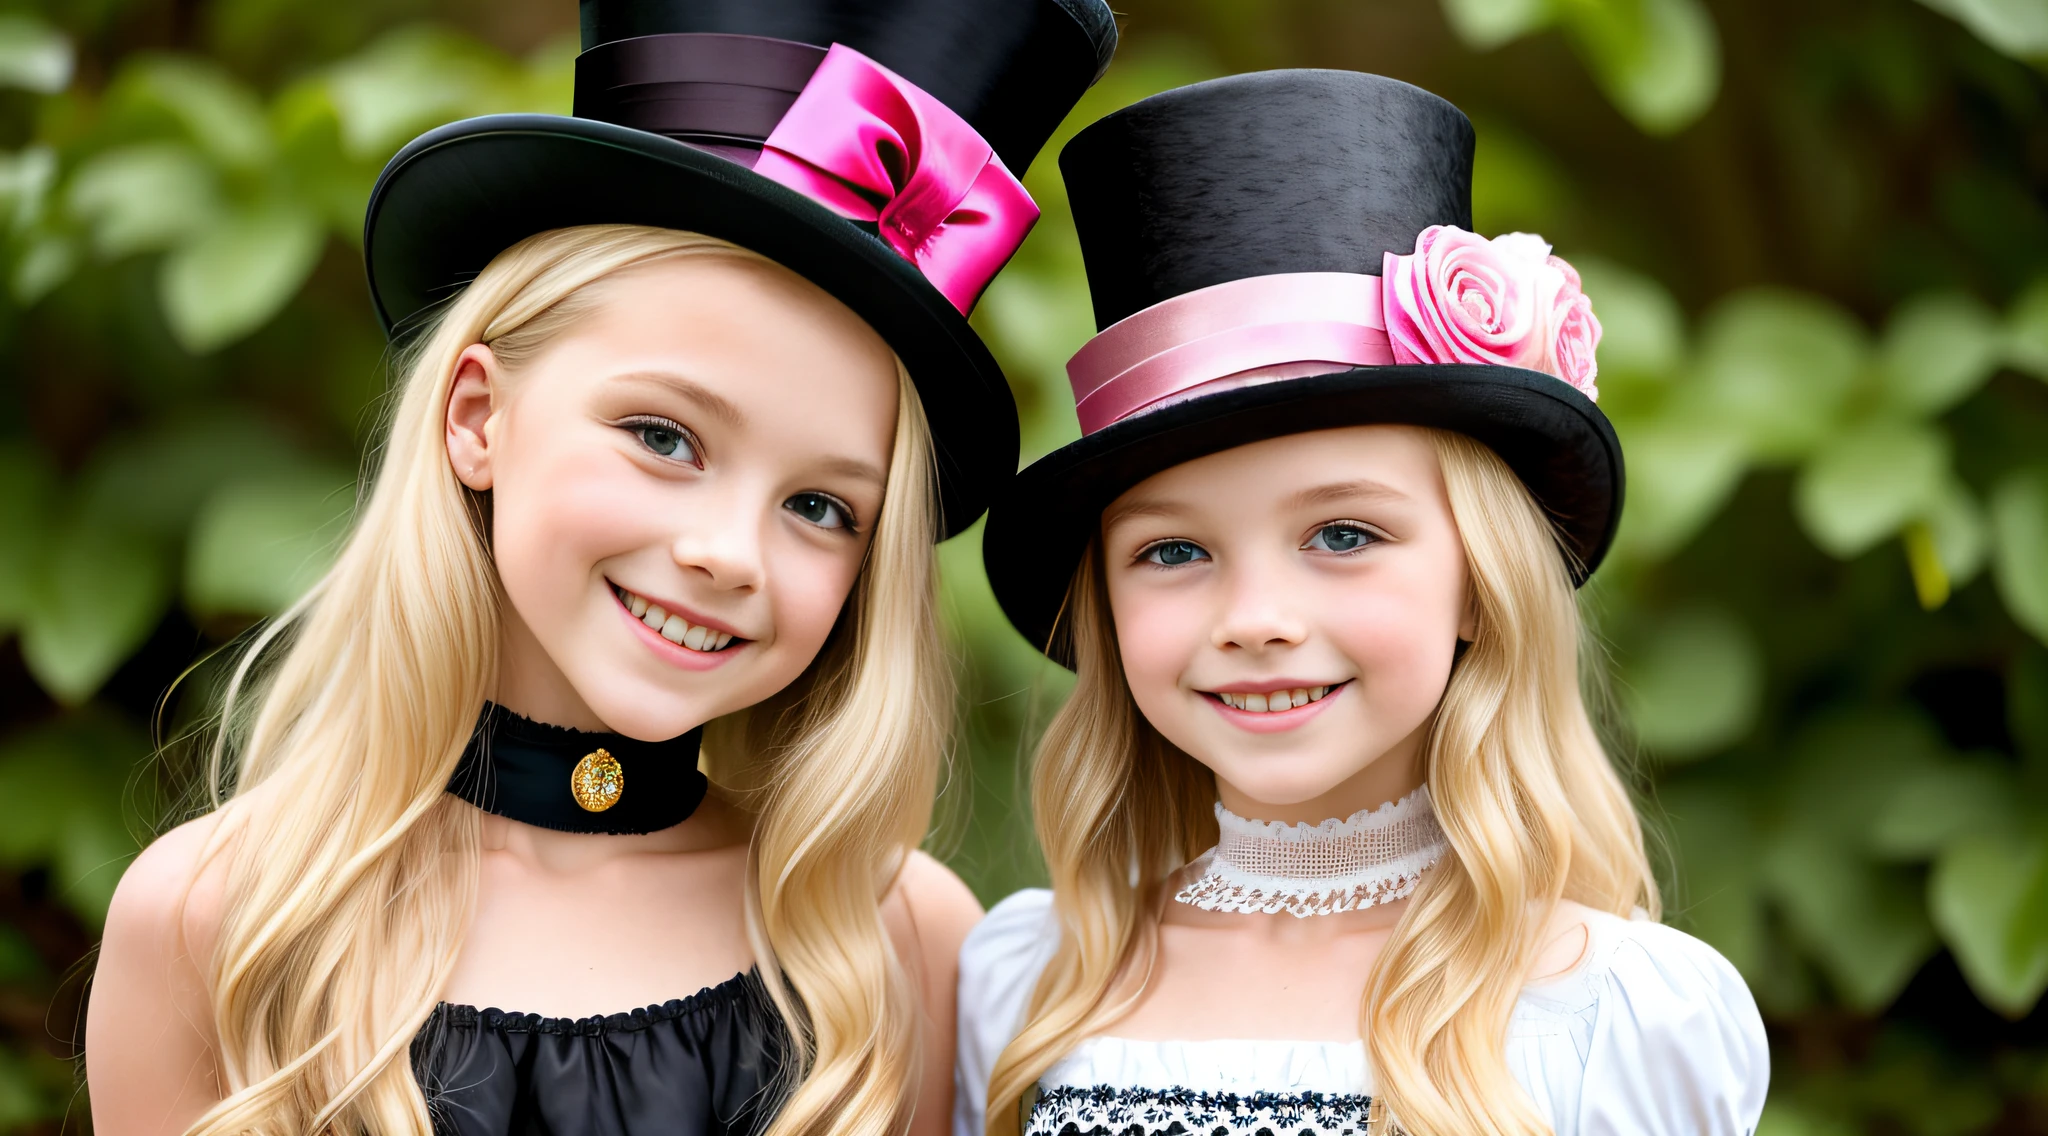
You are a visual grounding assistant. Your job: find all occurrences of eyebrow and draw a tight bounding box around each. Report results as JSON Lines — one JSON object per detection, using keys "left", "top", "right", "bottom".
{"left": 1282, "top": 479, "right": 1411, "bottom": 512}
{"left": 1103, "top": 478, "right": 1411, "bottom": 531}
{"left": 813, "top": 455, "right": 888, "bottom": 489}
{"left": 608, "top": 370, "right": 748, "bottom": 429}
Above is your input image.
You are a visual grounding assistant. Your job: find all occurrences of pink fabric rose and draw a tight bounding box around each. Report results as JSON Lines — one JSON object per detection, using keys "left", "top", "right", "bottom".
{"left": 1382, "top": 225, "right": 1601, "bottom": 400}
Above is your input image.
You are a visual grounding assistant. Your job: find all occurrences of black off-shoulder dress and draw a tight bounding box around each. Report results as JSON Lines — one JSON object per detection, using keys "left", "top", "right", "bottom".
{"left": 411, "top": 969, "right": 787, "bottom": 1136}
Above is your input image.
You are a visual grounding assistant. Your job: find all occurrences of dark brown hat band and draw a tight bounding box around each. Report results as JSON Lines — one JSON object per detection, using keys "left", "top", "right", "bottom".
{"left": 573, "top": 33, "right": 827, "bottom": 150}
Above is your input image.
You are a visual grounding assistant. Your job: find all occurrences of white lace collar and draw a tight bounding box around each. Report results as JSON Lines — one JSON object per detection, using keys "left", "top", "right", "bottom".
{"left": 1173, "top": 787, "right": 1448, "bottom": 918}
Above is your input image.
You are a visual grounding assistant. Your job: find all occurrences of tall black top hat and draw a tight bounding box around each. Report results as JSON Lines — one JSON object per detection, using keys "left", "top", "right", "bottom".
{"left": 363, "top": 0, "right": 1118, "bottom": 536}
{"left": 983, "top": 70, "right": 1622, "bottom": 660}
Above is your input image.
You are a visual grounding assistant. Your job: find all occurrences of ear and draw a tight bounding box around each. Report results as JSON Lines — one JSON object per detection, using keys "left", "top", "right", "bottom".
{"left": 446, "top": 343, "right": 504, "bottom": 491}
{"left": 1457, "top": 586, "right": 1479, "bottom": 643}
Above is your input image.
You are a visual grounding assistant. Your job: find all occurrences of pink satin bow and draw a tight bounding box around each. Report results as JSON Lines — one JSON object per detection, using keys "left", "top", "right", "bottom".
{"left": 753, "top": 44, "right": 1038, "bottom": 315}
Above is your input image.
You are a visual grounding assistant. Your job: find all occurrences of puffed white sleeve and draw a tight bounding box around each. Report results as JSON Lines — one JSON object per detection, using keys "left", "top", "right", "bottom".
{"left": 1543, "top": 918, "right": 1770, "bottom": 1136}
{"left": 953, "top": 888, "right": 1060, "bottom": 1136}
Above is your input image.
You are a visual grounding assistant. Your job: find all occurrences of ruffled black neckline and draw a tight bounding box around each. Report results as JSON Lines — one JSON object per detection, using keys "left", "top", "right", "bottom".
{"left": 445, "top": 702, "right": 709, "bottom": 835}
{"left": 431, "top": 969, "right": 763, "bottom": 1036}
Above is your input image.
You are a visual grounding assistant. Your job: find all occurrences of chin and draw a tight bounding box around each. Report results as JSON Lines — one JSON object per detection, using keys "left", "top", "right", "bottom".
{"left": 581, "top": 685, "right": 720, "bottom": 742}
{"left": 1208, "top": 759, "right": 1361, "bottom": 810}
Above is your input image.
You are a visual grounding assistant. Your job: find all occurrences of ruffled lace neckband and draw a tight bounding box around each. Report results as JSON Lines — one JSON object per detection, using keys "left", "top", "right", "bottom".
{"left": 1173, "top": 786, "right": 1448, "bottom": 918}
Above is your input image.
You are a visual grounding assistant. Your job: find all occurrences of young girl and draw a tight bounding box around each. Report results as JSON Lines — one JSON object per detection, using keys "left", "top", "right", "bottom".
{"left": 957, "top": 71, "right": 1768, "bottom": 1136}
{"left": 84, "top": 1, "right": 1115, "bottom": 1133}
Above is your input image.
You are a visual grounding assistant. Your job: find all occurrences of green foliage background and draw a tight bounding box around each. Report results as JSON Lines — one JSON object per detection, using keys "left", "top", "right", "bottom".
{"left": 0, "top": 0, "right": 2045, "bottom": 1131}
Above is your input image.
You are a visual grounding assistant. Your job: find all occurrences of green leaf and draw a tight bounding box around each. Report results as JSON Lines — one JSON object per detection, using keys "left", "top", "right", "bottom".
{"left": 112, "top": 56, "right": 271, "bottom": 169}
{"left": 159, "top": 202, "right": 325, "bottom": 354}
{"left": 1869, "top": 758, "right": 2020, "bottom": 859}
{"left": 1924, "top": 476, "right": 1989, "bottom": 587}
{"left": 1913, "top": 0, "right": 2048, "bottom": 60}
{"left": 1612, "top": 415, "right": 1748, "bottom": 560}
{"left": 0, "top": 444, "right": 54, "bottom": 630}
{"left": 1623, "top": 606, "right": 1764, "bottom": 758}
{"left": 2007, "top": 278, "right": 2048, "bottom": 381}
{"left": 10, "top": 230, "right": 77, "bottom": 303}
{"left": 0, "top": 13, "right": 73, "bottom": 94}
{"left": 73, "top": 408, "right": 315, "bottom": 541}
{"left": 65, "top": 142, "right": 222, "bottom": 259}
{"left": 1441, "top": 0, "right": 1557, "bottom": 50}
{"left": 1661, "top": 784, "right": 1767, "bottom": 976}
{"left": 1763, "top": 824, "right": 1938, "bottom": 1011}
{"left": 185, "top": 471, "right": 354, "bottom": 617}
{"left": 1991, "top": 467, "right": 2048, "bottom": 644}
{"left": 1693, "top": 288, "right": 1867, "bottom": 461}
{"left": 18, "top": 504, "right": 172, "bottom": 706}
{"left": 0, "top": 144, "right": 56, "bottom": 234}
{"left": 1470, "top": 118, "right": 1573, "bottom": 237}
{"left": 1562, "top": 0, "right": 1723, "bottom": 135}
{"left": 1793, "top": 419, "right": 1950, "bottom": 559}
{"left": 318, "top": 27, "right": 516, "bottom": 160}
{"left": 1575, "top": 255, "right": 1686, "bottom": 380}
{"left": 1877, "top": 292, "right": 2004, "bottom": 415}
{"left": 0, "top": 715, "right": 148, "bottom": 926}
{"left": 1930, "top": 829, "right": 2048, "bottom": 1017}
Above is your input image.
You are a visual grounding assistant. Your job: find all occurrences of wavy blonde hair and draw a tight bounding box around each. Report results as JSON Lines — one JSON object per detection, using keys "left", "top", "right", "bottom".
{"left": 182, "top": 224, "right": 949, "bottom": 1136}
{"left": 985, "top": 428, "right": 1654, "bottom": 1136}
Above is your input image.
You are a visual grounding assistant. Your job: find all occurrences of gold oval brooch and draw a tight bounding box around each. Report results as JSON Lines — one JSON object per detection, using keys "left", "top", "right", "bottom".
{"left": 570, "top": 748, "right": 623, "bottom": 813}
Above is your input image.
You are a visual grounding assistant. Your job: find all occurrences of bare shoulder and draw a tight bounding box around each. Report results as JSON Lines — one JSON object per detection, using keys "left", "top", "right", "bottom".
{"left": 89, "top": 806, "right": 249, "bottom": 1134}
{"left": 882, "top": 850, "right": 984, "bottom": 969}
{"left": 105, "top": 808, "right": 240, "bottom": 967}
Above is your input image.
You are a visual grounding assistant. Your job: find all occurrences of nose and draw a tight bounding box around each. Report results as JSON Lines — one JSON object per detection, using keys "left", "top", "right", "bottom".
{"left": 669, "top": 493, "right": 765, "bottom": 594}
{"left": 1210, "top": 554, "right": 1308, "bottom": 653}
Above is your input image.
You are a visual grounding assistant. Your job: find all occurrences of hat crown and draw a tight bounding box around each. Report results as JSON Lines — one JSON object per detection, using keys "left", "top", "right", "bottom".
{"left": 1059, "top": 70, "right": 1475, "bottom": 331}
{"left": 576, "top": 0, "right": 1115, "bottom": 173}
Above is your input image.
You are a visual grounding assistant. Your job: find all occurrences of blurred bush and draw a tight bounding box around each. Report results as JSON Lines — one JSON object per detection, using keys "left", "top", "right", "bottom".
{"left": 0, "top": 0, "right": 2045, "bottom": 1132}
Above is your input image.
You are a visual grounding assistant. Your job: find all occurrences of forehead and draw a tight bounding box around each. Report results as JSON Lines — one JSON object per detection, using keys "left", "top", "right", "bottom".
{"left": 533, "top": 254, "right": 900, "bottom": 445}
{"left": 1107, "top": 425, "right": 1447, "bottom": 518}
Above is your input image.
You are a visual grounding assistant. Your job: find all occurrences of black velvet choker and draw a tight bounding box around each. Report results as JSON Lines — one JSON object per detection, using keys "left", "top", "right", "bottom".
{"left": 446, "top": 703, "right": 709, "bottom": 835}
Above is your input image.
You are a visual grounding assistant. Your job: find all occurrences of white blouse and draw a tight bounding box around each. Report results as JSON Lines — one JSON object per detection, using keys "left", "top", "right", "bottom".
{"left": 954, "top": 889, "right": 1769, "bottom": 1136}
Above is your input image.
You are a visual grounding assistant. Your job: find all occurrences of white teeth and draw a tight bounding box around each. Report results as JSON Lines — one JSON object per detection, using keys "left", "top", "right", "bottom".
{"left": 1220, "top": 685, "right": 1337, "bottom": 713}
{"left": 618, "top": 584, "right": 735, "bottom": 653}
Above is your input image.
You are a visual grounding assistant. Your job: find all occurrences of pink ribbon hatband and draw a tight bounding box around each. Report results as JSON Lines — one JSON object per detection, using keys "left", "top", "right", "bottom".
{"left": 1068, "top": 273, "right": 1395, "bottom": 435}
{"left": 752, "top": 44, "right": 1039, "bottom": 315}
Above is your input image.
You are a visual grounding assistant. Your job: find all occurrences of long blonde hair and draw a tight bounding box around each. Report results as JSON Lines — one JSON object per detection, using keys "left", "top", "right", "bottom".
{"left": 183, "top": 224, "right": 950, "bottom": 1136}
{"left": 985, "top": 428, "right": 1654, "bottom": 1136}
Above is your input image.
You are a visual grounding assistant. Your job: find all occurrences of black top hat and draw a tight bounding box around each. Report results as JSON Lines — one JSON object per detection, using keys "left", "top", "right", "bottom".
{"left": 363, "top": 0, "right": 1118, "bottom": 537}
{"left": 983, "top": 70, "right": 1622, "bottom": 661}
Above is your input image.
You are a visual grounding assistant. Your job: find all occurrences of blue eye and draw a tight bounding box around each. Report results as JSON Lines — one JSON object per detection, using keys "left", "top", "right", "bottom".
{"left": 786, "top": 492, "right": 854, "bottom": 531}
{"left": 1306, "top": 524, "right": 1378, "bottom": 553}
{"left": 629, "top": 419, "right": 699, "bottom": 464}
{"left": 1142, "top": 540, "right": 1209, "bottom": 567}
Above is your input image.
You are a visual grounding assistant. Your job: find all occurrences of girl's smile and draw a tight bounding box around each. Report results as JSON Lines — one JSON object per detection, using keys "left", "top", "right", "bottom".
{"left": 609, "top": 581, "right": 749, "bottom": 671}
{"left": 1202, "top": 679, "right": 1348, "bottom": 732}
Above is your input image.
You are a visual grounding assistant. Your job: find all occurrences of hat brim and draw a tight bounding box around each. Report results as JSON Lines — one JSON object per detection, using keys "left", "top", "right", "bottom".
{"left": 363, "top": 114, "right": 1019, "bottom": 538}
{"left": 982, "top": 364, "right": 1623, "bottom": 663}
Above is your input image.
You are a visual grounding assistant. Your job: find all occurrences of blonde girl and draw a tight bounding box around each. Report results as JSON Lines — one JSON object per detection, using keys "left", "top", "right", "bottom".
{"left": 84, "top": 1, "right": 1117, "bottom": 1133}
{"left": 956, "top": 71, "right": 1768, "bottom": 1136}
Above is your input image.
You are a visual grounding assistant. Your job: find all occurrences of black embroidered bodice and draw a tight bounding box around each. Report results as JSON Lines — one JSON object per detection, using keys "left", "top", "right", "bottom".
{"left": 411, "top": 970, "right": 786, "bottom": 1136}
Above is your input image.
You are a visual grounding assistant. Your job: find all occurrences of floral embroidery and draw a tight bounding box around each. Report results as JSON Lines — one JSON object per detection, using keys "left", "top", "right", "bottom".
{"left": 1026, "top": 1084, "right": 1372, "bottom": 1136}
